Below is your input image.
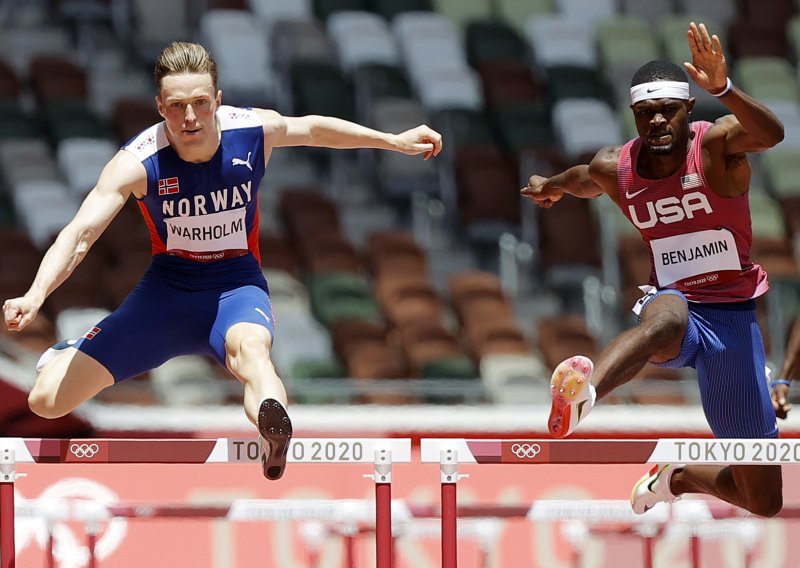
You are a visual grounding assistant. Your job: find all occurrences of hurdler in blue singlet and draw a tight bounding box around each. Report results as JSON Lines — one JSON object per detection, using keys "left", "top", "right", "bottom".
{"left": 76, "top": 106, "right": 276, "bottom": 381}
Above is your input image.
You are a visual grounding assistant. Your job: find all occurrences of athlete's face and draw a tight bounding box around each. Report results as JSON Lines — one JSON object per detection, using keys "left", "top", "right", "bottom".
{"left": 156, "top": 73, "right": 222, "bottom": 148}
{"left": 631, "top": 97, "right": 695, "bottom": 155}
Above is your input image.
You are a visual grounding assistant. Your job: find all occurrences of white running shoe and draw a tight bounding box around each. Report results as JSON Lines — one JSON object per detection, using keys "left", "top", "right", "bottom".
{"left": 547, "top": 355, "right": 596, "bottom": 438}
{"left": 630, "top": 464, "right": 680, "bottom": 514}
{"left": 35, "top": 339, "right": 78, "bottom": 373}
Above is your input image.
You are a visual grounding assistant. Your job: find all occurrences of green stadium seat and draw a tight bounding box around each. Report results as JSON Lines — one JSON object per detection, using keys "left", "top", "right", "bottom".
{"left": 434, "top": 0, "right": 492, "bottom": 28}
{"left": 597, "top": 16, "right": 661, "bottom": 73}
{"left": 290, "top": 60, "right": 356, "bottom": 121}
{"left": 763, "top": 149, "right": 800, "bottom": 198}
{"left": 310, "top": 272, "right": 382, "bottom": 327}
{"left": 734, "top": 57, "right": 800, "bottom": 105}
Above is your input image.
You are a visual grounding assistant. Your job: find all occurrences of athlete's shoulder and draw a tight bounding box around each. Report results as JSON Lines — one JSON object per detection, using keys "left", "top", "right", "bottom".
{"left": 590, "top": 145, "right": 622, "bottom": 172}
{"left": 217, "top": 105, "right": 263, "bottom": 130}
{"left": 122, "top": 122, "right": 169, "bottom": 161}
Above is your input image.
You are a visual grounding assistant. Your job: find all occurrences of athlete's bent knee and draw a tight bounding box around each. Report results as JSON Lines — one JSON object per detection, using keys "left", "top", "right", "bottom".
{"left": 643, "top": 310, "right": 685, "bottom": 345}
{"left": 28, "top": 388, "right": 65, "bottom": 419}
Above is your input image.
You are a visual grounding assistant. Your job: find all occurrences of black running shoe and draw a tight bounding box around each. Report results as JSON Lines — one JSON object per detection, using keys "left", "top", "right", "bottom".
{"left": 257, "top": 398, "right": 292, "bottom": 480}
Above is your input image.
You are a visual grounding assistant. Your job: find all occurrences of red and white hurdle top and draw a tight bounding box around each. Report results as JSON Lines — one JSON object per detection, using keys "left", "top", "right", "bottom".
{"left": 420, "top": 438, "right": 800, "bottom": 465}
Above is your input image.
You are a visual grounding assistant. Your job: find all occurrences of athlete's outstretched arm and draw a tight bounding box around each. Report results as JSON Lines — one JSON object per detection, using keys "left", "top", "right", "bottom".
{"left": 257, "top": 109, "right": 442, "bottom": 160}
{"left": 2, "top": 151, "right": 146, "bottom": 332}
{"left": 684, "top": 21, "right": 784, "bottom": 154}
{"left": 521, "top": 146, "right": 619, "bottom": 208}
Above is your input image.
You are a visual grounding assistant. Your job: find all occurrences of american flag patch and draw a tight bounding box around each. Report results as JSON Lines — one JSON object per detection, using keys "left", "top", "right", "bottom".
{"left": 158, "top": 177, "right": 180, "bottom": 196}
{"left": 680, "top": 173, "right": 702, "bottom": 190}
{"left": 84, "top": 327, "right": 101, "bottom": 340}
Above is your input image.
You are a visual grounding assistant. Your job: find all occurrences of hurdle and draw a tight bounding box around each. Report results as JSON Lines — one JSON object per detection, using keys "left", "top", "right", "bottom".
{"left": 0, "top": 437, "right": 411, "bottom": 568}
{"left": 421, "top": 438, "right": 800, "bottom": 568}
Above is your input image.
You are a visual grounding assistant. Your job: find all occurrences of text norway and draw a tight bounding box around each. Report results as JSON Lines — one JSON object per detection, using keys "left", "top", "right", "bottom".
{"left": 162, "top": 181, "right": 252, "bottom": 217}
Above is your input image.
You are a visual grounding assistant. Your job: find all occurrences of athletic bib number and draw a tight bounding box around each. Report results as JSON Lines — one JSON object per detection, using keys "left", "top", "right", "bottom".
{"left": 165, "top": 208, "right": 247, "bottom": 254}
{"left": 650, "top": 228, "right": 741, "bottom": 288}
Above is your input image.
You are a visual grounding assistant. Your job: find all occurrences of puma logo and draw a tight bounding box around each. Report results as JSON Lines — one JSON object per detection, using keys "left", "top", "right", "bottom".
{"left": 232, "top": 152, "right": 253, "bottom": 171}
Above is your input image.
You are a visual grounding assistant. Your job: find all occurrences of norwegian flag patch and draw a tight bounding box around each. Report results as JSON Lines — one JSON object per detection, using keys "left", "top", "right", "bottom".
{"left": 158, "top": 177, "right": 180, "bottom": 196}
{"left": 84, "top": 327, "right": 101, "bottom": 340}
{"left": 680, "top": 173, "right": 702, "bottom": 190}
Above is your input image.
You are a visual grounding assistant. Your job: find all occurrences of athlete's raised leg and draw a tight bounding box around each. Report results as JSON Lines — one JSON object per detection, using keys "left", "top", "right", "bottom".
{"left": 549, "top": 292, "right": 689, "bottom": 437}
{"left": 225, "top": 322, "right": 291, "bottom": 480}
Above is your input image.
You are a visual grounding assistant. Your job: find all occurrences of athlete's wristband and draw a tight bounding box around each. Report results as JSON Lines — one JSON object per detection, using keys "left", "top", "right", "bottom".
{"left": 770, "top": 378, "right": 792, "bottom": 389}
{"left": 710, "top": 77, "right": 733, "bottom": 98}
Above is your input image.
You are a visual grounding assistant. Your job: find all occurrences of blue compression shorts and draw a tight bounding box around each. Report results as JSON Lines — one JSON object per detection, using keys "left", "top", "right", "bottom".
{"left": 75, "top": 257, "right": 275, "bottom": 382}
{"left": 638, "top": 289, "right": 778, "bottom": 439}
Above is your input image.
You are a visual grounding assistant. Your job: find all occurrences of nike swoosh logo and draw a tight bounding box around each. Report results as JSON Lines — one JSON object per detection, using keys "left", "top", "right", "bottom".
{"left": 646, "top": 88, "right": 660, "bottom": 93}
{"left": 576, "top": 400, "right": 587, "bottom": 420}
{"left": 625, "top": 187, "right": 649, "bottom": 199}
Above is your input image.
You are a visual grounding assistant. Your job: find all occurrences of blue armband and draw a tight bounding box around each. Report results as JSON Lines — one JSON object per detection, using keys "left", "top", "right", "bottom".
{"left": 770, "top": 379, "right": 792, "bottom": 389}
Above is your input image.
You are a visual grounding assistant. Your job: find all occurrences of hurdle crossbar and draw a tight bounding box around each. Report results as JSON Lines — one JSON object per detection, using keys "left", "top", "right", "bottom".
{"left": 420, "top": 438, "right": 800, "bottom": 568}
{"left": 0, "top": 437, "right": 411, "bottom": 568}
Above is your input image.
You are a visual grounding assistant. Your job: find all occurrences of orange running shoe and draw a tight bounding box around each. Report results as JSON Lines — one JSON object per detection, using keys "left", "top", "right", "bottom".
{"left": 547, "top": 355, "right": 596, "bottom": 438}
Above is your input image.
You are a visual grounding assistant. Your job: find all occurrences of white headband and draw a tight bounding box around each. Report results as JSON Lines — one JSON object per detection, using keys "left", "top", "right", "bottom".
{"left": 630, "top": 81, "right": 690, "bottom": 104}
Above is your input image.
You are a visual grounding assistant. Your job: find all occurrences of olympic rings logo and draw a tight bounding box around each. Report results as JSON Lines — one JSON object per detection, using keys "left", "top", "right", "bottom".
{"left": 511, "top": 443, "right": 541, "bottom": 459}
{"left": 706, "top": 274, "right": 719, "bottom": 282}
{"left": 70, "top": 443, "right": 100, "bottom": 459}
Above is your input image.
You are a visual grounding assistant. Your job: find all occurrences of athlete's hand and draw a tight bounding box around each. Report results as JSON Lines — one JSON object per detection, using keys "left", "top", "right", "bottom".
{"left": 394, "top": 125, "right": 443, "bottom": 160}
{"left": 772, "top": 383, "right": 792, "bottom": 420}
{"left": 521, "top": 175, "right": 563, "bottom": 209}
{"left": 3, "top": 296, "right": 41, "bottom": 332}
{"left": 684, "top": 21, "right": 729, "bottom": 95}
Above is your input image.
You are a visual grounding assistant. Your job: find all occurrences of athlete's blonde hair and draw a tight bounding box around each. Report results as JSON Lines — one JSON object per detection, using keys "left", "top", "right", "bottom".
{"left": 154, "top": 41, "right": 218, "bottom": 90}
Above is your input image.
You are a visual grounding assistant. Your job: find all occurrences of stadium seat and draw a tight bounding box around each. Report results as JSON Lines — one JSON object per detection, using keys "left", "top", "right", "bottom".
{"left": 327, "top": 11, "right": 401, "bottom": 73}
{"left": 525, "top": 16, "right": 596, "bottom": 70}
{"left": 259, "top": 235, "right": 301, "bottom": 276}
{"left": 552, "top": 99, "right": 622, "bottom": 160}
{"left": 0, "top": 102, "right": 42, "bottom": 141}
{"left": 495, "top": 0, "right": 554, "bottom": 33}
{"left": 618, "top": 0, "right": 674, "bottom": 27}
{"left": 477, "top": 61, "right": 542, "bottom": 109}
{"left": 480, "top": 353, "right": 550, "bottom": 403}
{"left": 289, "top": 60, "right": 356, "bottom": 121}
{"left": 313, "top": 0, "right": 370, "bottom": 21}
{"left": 0, "top": 59, "right": 20, "bottom": 99}
{"left": 249, "top": 0, "right": 314, "bottom": 28}
{"left": 453, "top": 147, "right": 521, "bottom": 242}
{"left": 434, "top": 0, "right": 492, "bottom": 28}
{"left": 150, "top": 356, "right": 228, "bottom": 406}
{"left": 597, "top": 16, "right": 661, "bottom": 76}
{"left": 672, "top": 0, "right": 738, "bottom": 30}
{"left": 734, "top": 57, "right": 800, "bottom": 105}
{"left": 56, "top": 138, "right": 117, "bottom": 198}
{"left": 762, "top": 149, "right": 800, "bottom": 199}
{"left": 464, "top": 20, "right": 528, "bottom": 66}
{"left": 199, "top": 10, "right": 274, "bottom": 107}
{"left": 536, "top": 314, "right": 600, "bottom": 369}
{"left": 300, "top": 231, "right": 363, "bottom": 275}
{"left": 371, "top": 0, "right": 433, "bottom": 21}
{"left": 309, "top": 272, "right": 382, "bottom": 327}
{"left": 553, "top": 0, "right": 616, "bottom": 28}
{"left": 369, "top": 98, "right": 439, "bottom": 198}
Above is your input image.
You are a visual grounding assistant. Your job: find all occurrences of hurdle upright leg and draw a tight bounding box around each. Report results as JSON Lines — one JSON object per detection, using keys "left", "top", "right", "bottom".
{"left": 0, "top": 448, "right": 16, "bottom": 568}
{"left": 440, "top": 448, "right": 460, "bottom": 568}
{"left": 372, "top": 448, "right": 393, "bottom": 568}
